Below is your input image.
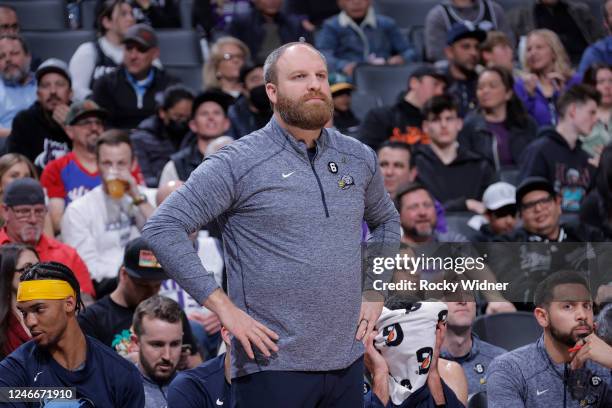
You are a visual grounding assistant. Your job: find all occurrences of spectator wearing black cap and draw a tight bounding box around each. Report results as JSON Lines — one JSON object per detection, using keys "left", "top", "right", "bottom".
{"left": 444, "top": 22, "right": 486, "bottom": 118}
{"left": 0, "top": 178, "right": 95, "bottom": 297}
{"left": 159, "top": 91, "right": 234, "bottom": 185}
{"left": 358, "top": 65, "right": 447, "bottom": 151}
{"left": 227, "top": 63, "right": 272, "bottom": 139}
{"left": 518, "top": 85, "right": 600, "bottom": 213}
{"left": 425, "top": 0, "right": 511, "bottom": 63}
{"left": 413, "top": 95, "right": 496, "bottom": 213}
{"left": 502, "top": 177, "right": 604, "bottom": 243}
{"left": 61, "top": 129, "right": 154, "bottom": 294}
{"left": 70, "top": 0, "right": 136, "bottom": 101}
{"left": 92, "top": 23, "right": 178, "bottom": 130}
{"left": 131, "top": 85, "right": 194, "bottom": 187}
{"left": 329, "top": 74, "right": 359, "bottom": 137}
{"left": 6, "top": 58, "right": 73, "bottom": 169}
{"left": 77, "top": 237, "right": 167, "bottom": 348}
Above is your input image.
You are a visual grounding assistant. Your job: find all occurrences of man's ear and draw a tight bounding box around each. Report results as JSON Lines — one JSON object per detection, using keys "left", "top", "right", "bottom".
{"left": 265, "top": 83, "right": 277, "bottom": 105}
{"left": 534, "top": 306, "right": 549, "bottom": 328}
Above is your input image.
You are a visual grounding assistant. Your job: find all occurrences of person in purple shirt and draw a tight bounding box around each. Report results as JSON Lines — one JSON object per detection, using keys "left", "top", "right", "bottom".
{"left": 514, "top": 29, "right": 575, "bottom": 127}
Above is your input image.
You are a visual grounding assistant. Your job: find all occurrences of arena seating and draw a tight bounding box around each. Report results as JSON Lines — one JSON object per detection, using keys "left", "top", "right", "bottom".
{"left": 473, "top": 311, "right": 542, "bottom": 350}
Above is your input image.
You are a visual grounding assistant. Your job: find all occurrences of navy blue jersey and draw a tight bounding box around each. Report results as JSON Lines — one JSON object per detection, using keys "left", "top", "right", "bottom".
{"left": 0, "top": 335, "right": 145, "bottom": 407}
{"left": 167, "top": 353, "right": 231, "bottom": 408}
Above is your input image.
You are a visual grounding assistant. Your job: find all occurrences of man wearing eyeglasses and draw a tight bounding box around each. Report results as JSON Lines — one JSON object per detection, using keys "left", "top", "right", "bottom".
{"left": 0, "top": 178, "right": 95, "bottom": 297}
{"left": 92, "top": 23, "right": 178, "bottom": 130}
{"left": 41, "top": 100, "right": 143, "bottom": 235}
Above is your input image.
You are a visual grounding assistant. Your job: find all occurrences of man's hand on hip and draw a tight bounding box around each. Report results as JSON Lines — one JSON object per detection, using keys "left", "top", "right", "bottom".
{"left": 204, "top": 289, "right": 279, "bottom": 359}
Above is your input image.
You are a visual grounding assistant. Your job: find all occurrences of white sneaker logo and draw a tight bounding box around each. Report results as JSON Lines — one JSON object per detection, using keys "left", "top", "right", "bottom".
{"left": 536, "top": 389, "right": 549, "bottom": 396}
{"left": 216, "top": 398, "right": 224, "bottom": 406}
{"left": 282, "top": 171, "right": 295, "bottom": 179}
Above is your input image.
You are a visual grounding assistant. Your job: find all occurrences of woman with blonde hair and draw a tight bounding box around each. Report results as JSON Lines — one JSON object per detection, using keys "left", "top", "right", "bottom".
{"left": 514, "top": 29, "right": 575, "bottom": 127}
{"left": 202, "top": 36, "right": 250, "bottom": 99}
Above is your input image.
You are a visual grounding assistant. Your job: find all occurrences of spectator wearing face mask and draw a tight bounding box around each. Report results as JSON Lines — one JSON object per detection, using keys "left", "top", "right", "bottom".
{"left": 227, "top": 64, "right": 272, "bottom": 139}
{"left": 130, "top": 85, "right": 194, "bottom": 187}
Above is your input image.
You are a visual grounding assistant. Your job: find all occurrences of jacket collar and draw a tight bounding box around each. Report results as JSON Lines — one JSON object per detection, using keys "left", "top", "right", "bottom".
{"left": 338, "top": 7, "right": 377, "bottom": 29}
{"left": 266, "top": 116, "right": 330, "bottom": 161}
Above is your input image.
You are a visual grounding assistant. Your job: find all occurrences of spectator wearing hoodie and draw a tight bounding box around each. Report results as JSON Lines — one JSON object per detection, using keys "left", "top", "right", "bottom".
{"left": 358, "top": 65, "right": 447, "bottom": 151}
{"left": 518, "top": 85, "right": 600, "bottom": 213}
{"left": 130, "top": 85, "right": 194, "bottom": 187}
{"left": 413, "top": 95, "right": 497, "bottom": 213}
{"left": 459, "top": 66, "right": 538, "bottom": 171}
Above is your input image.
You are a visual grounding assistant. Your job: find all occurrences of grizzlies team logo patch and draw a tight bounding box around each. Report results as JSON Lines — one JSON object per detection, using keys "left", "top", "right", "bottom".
{"left": 338, "top": 175, "right": 354, "bottom": 190}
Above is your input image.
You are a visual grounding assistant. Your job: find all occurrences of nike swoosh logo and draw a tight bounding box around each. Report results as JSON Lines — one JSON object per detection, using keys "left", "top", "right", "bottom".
{"left": 216, "top": 398, "right": 224, "bottom": 406}
{"left": 34, "top": 371, "right": 43, "bottom": 382}
{"left": 536, "top": 389, "right": 549, "bottom": 396}
{"left": 282, "top": 171, "right": 295, "bottom": 178}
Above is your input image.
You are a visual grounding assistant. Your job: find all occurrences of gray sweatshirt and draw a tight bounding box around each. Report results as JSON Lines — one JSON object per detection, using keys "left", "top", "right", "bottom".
{"left": 487, "top": 336, "right": 611, "bottom": 408}
{"left": 142, "top": 117, "right": 400, "bottom": 378}
{"left": 424, "top": 0, "right": 511, "bottom": 62}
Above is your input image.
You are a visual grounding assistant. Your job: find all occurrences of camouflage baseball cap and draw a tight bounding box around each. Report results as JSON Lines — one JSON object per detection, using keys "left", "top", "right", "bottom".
{"left": 65, "top": 100, "right": 108, "bottom": 126}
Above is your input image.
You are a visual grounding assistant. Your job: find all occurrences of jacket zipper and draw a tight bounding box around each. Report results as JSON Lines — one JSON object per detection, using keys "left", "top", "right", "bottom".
{"left": 309, "top": 152, "right": 330, "bottom": 218}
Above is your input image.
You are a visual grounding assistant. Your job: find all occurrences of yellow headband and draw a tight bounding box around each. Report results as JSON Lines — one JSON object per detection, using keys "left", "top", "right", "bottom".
{"left": 17, "top": 280, "right": 76, "bottom": 302}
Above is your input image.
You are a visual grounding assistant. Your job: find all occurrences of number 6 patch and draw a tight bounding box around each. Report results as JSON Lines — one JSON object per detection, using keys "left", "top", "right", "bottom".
{"left": 328, "top": 162, "right": 338, "bottom": 173}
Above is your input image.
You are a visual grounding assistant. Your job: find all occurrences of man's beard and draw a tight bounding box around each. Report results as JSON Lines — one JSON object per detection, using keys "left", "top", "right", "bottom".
{"left": 139, "top": 350, "right": 176, "bottom": 384}
{"left": 1, "top": 62, "right": 30, "bottom": 84}
{"left": 275, "top": 90, "right": 333, "bottom": 130}
{"left": 549, "top": 321, "right": 592, "bottom": 348}
{"left": 402, "top": 221, "right": 435, "bottom": 240}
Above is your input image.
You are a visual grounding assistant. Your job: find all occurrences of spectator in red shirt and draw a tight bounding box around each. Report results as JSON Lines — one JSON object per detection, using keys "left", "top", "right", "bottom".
{"left": 0, "top": 178, "right": 95, "bottom": 298}
{"left": 41, "top": 100, "right": 144, "bottom": 234}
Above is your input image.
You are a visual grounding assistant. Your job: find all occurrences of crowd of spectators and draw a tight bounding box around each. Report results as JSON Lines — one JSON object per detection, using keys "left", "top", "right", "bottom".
{"left": 0, "top": 0, "right": 611, "bottom": 407}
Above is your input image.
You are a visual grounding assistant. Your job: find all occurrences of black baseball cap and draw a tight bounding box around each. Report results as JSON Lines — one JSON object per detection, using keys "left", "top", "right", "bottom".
{"left": 447, "top": 22, "right": 487, "bottom": 45}
{"left": 3, "top": 178, "right": 45, "bottom": 206}
{"left": 123, "top": 237, "right": 167, "bottom": 280}
{"left": 516, "top": 177, "right": 557, "bottom": 207}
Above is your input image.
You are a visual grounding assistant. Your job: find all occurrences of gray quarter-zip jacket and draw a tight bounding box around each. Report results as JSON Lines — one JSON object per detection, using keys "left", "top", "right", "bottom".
{"left": 487, "top": 336, "right": 611, "bottom": 408}
{"left": 143, "top": 117, "right": 400, "bottom": 378}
